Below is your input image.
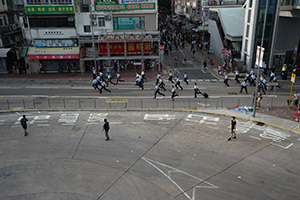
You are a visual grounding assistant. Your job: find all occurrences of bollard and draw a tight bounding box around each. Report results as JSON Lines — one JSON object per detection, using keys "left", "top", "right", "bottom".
{"left": 94, "top": 99, "right": 96, "bottom": 108}
{"left": 7, "top": 99, "right": 10, "bottom": 110}
{"left": 23, "top": 99, "right": 26, "bottom": 109}
{"left": 48, "top": 99, "right": 51, "bottom": 108}
{"left": 63, "top": 99, "right": 66, "bottom": 109}
{"left": 79, "top": 99, "right": 81, "bottom": 109}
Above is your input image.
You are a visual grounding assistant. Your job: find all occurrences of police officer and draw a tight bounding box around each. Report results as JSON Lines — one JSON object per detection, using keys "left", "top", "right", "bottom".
{"left": 183, "top": 72, "right": 188, "bottom": 85}
{"left": 239, "top": 80, "right": 249, "bottom": 94}
{"left": 175, "top": 76, "right": 183, "bottom": 90}
{"left": 116, "top": 72, "right": 125, "bottom": 84}
{"left": 224, "top": 72, "right": 230, "bottom": 87}
{"left": 154, "top": 83, "right": 165, "bottom": 99}
{"left": 235, "top": 69, "right": 240, "bottom": 83}
{"left": 250, "top": 73, "right": 256, "bottom": 86}
{"left": 269, "top": 71, "right": 275, "bottom": 82}
{"left": 194, "top": 83, "right": 202, "bottom": 98}
{"left": 159, "top": 78, "right": 166, "bottom": 91}
{"left": 92, "top": 78, "right": 101, "bottom": 92}
{"left": 141, "top": 69, "right": 146, "bottom": 81}
{"left": 107, "top": 73, "right": 116, "bottom": 86}
{"left": 271, "top": 74, "right": 281, "bottom": 90}
{"left": 156, "top": 72, "right": 161, "bottom": 84}
{"left": 100, "top": 81, "right": 111, "bottom": 93}
{"left": 136, "top": 76, "right": 144, "bottom": 90}
{"left": 170, "top": 85, "right": 179, "bottom": 101}
{"left": 168, "top": 70, "right": 174, "bottom": 83}
{"left": 245, "top": 72, "right": 250, "bottom": 82}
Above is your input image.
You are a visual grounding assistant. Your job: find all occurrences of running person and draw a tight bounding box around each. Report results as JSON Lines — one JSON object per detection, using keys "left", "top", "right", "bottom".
{"left": 107, "top": 73, "right": 116, "bottom": 86}
{"left": 194, "top": 83, "right": 202, "bottom": 98}
{"left": 136, "top": 76, "right": 144, "bottom": 90}
{"left": 224, "top": 72, "right": 230, "bottom": 87}
{"left": 92, "top": 78, "right": 101, "bottom": 92}
{"left": 168, "top": 70, "right": 174, "bottom": 83}
{"left": 170, "top": 85, "right": 179, "bottom": 101}
{"left": 159, "top": 78, "right": 166, "bottom": 91}
{"left": 235, "top": 69, "right": 240, "bottom": 83}
{"left": 116, "top": 72, "right": 125, "bottom": 84}
{"left": 99, "top": 81, "right": 111, "bottom": 93}
{"left": 156, "top": 72, "right": 161, "bottom": 84}
{"left": 175, "top": 76, "right": 183, "bottom": 90}
{"left": 183, "top": 72, "right": 188, "bottom": 85}
{"left": 153, "top": 83, "right": 165, "bottom": 98}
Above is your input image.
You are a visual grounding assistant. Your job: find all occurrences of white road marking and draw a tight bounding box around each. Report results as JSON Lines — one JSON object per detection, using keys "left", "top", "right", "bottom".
{"left": 197, "top": 103, "right": 210, "bottom": 106}
{"left": 211, "top": 79, "right": 218, "bottom": 81}
{"left": 87, "top": 113, "right": 108, "bottom": 123}
{"left": 271, "top": 142, "right": 294, "bottom": 149}
{"left": 133, "top": 122, "right": 146, "bottom": 124}
{"left": 11, "top": 126, "right": 19, "bottom": 128}
{"left": 37, "top": 124, "right": 50, "bottom": 127}
{"left": 0, "top": 120, "right": 5, "bottom": 122}
{"left": 201, "top": 69, "right": 206, "bottom": 73}
{"left": 86, "top": 123, "right": 98, "bottom": 125}
{"left": 142, "top": 157, "right": 218, "bottom": 200}
{"left": 204, "top": 79, "right": 211, "bottom": 82}
{"left": 0, "top": 123, "right": 3, "bottom": 125}
{"left": 191, "top": 79, "right": 197, "bottom": 82}
{"left": 144, "top": 114, "right": 175, "bottom": 120}
{"left": 62, "top": 124, "right": 74, "bottom": 126}
{"left": 198, "top": 79, "right": 203, "bottom": 81}
{"left": 109, "top": 122, "right": 122, "bottom": 124}
{"left": 249, "top": 135, "right": 261, "bottom": 140}
{"left": 260, "top": 128, "right": 290, "bottom": 142}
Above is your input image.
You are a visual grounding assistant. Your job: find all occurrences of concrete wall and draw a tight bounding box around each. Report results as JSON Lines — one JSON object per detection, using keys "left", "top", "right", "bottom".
{"left": 275, "top": 17, "right": 300, "bottom": 53}
{"left": 208, "top": 19, "right": 224, "bottom": 59}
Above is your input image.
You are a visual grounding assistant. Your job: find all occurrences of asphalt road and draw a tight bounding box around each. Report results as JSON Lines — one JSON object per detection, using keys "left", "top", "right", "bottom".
{"left": 0, "top": 111, "right": 299, "bottom": 199}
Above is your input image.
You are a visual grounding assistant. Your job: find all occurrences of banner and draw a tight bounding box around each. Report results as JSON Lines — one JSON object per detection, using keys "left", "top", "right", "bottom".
{"left": 99, "top": 42, "right": 152, "bottom": 54}
{"left": 25, "top": 6, "right": 74, "bottom": 14}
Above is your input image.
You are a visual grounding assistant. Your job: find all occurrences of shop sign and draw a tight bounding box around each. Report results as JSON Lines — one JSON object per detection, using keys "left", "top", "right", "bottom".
{"left": 25, "top": 6, "right": 74, "bottom": 14}
{"left": 28, "top": 55, "right": 79, "bottom": 59}
{"left": 95, "top": 3, "right": 156, "bottom": 11}
{"left": 98, "top": 35, "right": 152, "bottom": 40}
{"left": 99, "top": 42, "right": 152, "bottom": 54}
{"left": 28, "top": 47, "right": 79, "bottom": 55}
{"left": 34, "top": 39, "right": 78, "bottom": 47}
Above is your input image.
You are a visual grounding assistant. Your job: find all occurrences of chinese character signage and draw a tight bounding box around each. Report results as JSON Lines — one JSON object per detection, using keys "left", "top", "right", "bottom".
{"left": 34, "top": 39, "right": 78, "bottom": 47}
{"left": 94, "top": 0, "right": 156, "bottom": 11}
{"left": 25, "top": 6, "right": 74, "bottom": 14}
{"left": 99, "top": 42, "right": 152, "bottom": 54}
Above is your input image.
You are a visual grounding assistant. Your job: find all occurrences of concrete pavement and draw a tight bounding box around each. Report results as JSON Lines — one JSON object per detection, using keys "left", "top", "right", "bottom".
{"left": 0, "top": 110, "right": 300, "bottom": 200}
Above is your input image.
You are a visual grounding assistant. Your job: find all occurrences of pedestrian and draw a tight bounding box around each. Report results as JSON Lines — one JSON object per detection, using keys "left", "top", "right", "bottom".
{"left": 184, "top": 55, "right": 187, "bottom": 64}
{"left": 102, "top": 119, "right": 110, "bottom": 141}
{"left": 158, "top": 78, "right": 166, "bottom": 91}
{"left": 239, "top": 80, "right": 249, "bottom": 94}
{"left": 136, "top": 76, "right": 144, "bottom": 90}
{"left": 203, "top": 60, "right": 207, "bottom": 68}
{"left": 26, "top": 63, "right": 31, "bottom": 74}
{"left": 168, "top": 70, "right": 174, "bottom": 83}
{"left": 245, "top": 72, "right": 250, "bottom": 82}
{"left": 251, "top": 90, "right": 256, "bottom": 106}
{"left": 39, "top": 62, "right": 46, "bottom": 73}
{"left": 107, "top": 73, "right": 116, "bottom": 86}
{"left": 20, "top": 115, "right": 28, "bottom": 136}
{"left": 269, "top": 71, "right": 275, "bottom": 82}
{"left": 154, "top": 83, "right": 165, "bottom": 98}
{"left": 270, "top": 74, "right": 281, "bottom": 90}
{"left": 194, "top": 83, "right": 202, "bottom": 98}
{"left": 100, "top": 71, "right": 105, "bottom": 82}
{"left": 250, "top": 74, "right": 256, "bottom": 86}
{"left": 192, "top": 48, "right": 195, "bottom": 58}
{"left": 59, "top": 62, "right": 64, "bottom": 75}
{"left": 218, "top": 64, "right": 222, "bottom": 75}
{"left": 141, "top": 69, "right": 146, "bottom": 81}
{"left": 92, "top": 78, "right": 101, "bottom": 93}
{"left": 235, "top": 69, "right": 240, "bottom": 83}
{"left": 175, "top": 56, "right": 178, "bottom": 65}
{"left": 227, "top": 116, "right": 237, "bottom": 141}
{"left": 92, "top": 67, "right": 96, "bottom": 79}
{"left": 70, "top": 63, "right": 75, "bottom": 76}
{"left": 170, "top": 85, "right": 179, "bottom": 101}
{"left": 156, "top": 72, "right": 161, "bottom": 84}
{"left": 100, "top": 81, "right": 111, "bottom": 93}
{"left": 257, "top": 90, "right": 262, "bottom": 109}
{"left": 175, "top": 76, "right": 183, "bottom": 90}
{"left": 116, "top": 72, "right": 125, "bottom": 84}
{"left": 183, "top": 72, "right": 188, "bottom": 85}
{"left": 292, "top": 91, "right": 299, "bottom": 110}
{"left": 224, "top": 72, "right": 230, "bottom": 87}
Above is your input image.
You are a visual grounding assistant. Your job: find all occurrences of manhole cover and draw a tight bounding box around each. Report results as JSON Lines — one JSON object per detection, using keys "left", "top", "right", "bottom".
{"left": 228, "top": 92, "right": 238, "bottom": 95}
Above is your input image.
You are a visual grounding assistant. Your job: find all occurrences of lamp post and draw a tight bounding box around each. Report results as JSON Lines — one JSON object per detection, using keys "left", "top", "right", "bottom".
{"left": 253, "top": 0, "right": 269, "bottom": 117}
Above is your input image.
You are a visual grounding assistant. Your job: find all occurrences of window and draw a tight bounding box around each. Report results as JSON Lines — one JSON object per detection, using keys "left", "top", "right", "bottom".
{"left": 80, "top": 5, "right": 89, "bottom": 12}
{"left": 246, "top": 25, "right": 250, "bottom": 38}
{"left": 0, "top": 17, "right": 3, "bottom": 26}
{"left": 98, "top": 17, "right": 105, "bottom": 27}
{"left": 247, "top": 10, "right": 251, "bottom": 23}
{"left": 29, "top": 17, "right": 75, "bottom": 27}
{"left": 2, "top": 0, "right": 5, "bottom": 5}
{"left": 84, "top": 25, "right": 91, "bottom": 32}
{"left": 50, "top": 0, "right": 71, "bottom": 5}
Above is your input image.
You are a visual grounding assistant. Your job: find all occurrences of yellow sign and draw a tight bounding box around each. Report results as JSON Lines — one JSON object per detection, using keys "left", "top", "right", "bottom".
{"left": 292, "top": 73, "right": 296, "bottom": 79}
{"left": 106, "top": 98, "right": 128, "bottom": 103}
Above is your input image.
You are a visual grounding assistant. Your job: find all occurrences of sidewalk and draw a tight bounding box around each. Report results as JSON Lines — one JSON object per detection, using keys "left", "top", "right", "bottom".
{"left": 0, "top": 66, "right": 169, "bottom": 83}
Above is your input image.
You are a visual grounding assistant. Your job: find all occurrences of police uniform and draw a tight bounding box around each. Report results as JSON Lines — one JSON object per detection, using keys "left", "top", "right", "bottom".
{"left": 116, "top": 73, "right": 124, "bottom": 84}
{"left": 154, "top": 84, "right": 165, "bottom": 98}
{"left": 183, "top": 73, "right": 188, "bottom": 85}
{"left": 168, "top": 72, "right": 174, "bottom": 83}
{"left": 156, "top": 73, "right": 161, "bottom": 84}
{"left": 250, "top": 74, "right": 256, "bottom": 86}
{"left": 136, "top": 77, "right": 144, "bottom": 90}
{"left": 100, "top": 81, "right": 111, "bottom": 93}
{"left": 194, "top": 85, "right": 202, "bottom": 98}
{"left": 171, "top": 87, "right": 179, "bottom": 100}
{"left": 92, "top": 79, "right": 100, "bottom": 91}
{"left": 175, "top": 77, "right": 183, "bottom": 90}
{"left": 107, "top": 74, "right": 116, "bottom": 86}
{"left": 235, "top": 70, "right": 240, "bottom": 83}
{"left": 159, "top": 78, "right": 166, "bottom": 91}
{"left": 224, "top": 74, "right": 230, "bottom": 87}
{"left": 239, "top": 81, "right": 249, "bottom": 94}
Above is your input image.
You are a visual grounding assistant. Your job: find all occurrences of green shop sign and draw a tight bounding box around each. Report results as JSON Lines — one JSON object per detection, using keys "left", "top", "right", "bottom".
{"left": 25, "top": 6, "right": 74, "bottom": 14}
{"left": 95, "top": 3, "right": 156, "bottom": 12}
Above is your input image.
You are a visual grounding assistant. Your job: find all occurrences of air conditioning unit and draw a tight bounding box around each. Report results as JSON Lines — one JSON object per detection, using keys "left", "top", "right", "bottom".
{"left": 104, "top": 15, "right": 111, "bottom": 20}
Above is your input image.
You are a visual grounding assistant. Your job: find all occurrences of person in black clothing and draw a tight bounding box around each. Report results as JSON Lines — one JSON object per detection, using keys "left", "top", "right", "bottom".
{"left": 203, "top": 60, "right": 207, "bottom": 68}
{"left": 102, "top": 119, "right": 110, "bottom": 141}
{"left": 228, "top": 116, "right": 237, "bottom": 141}
{"left": 20, "top": 115, "right": 28, "bottom": 136}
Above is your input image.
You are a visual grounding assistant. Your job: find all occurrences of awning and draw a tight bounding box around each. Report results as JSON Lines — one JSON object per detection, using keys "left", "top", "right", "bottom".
{"left": 20, "top": 47, "right": 28, "bottom": 58}
{"left": 27, "top": 47, "right": 79, "bottom": 60}
{"left": 0, "top": 48, "right": 11, "bottom": 57}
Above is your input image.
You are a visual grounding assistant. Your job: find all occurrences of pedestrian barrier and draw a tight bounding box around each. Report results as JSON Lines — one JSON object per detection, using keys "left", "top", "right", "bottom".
{"left": 0, "top": 97, "right": 254, "bottom": 111}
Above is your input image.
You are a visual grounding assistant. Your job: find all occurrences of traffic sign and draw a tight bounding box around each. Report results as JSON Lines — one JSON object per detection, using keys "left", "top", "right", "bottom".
{"left": 160, "top": 45, "right": 164, "bottom": 50}
{"left": 291, "top": 73, "right": 296, "bottom": 83}
{"left": 221, "top": 49, "right": 226, "bottom": 54}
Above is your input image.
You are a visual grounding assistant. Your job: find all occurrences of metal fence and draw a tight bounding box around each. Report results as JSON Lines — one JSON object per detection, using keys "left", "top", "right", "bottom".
{"left": 0, "top": 97, "right": 256, "bottom": 111}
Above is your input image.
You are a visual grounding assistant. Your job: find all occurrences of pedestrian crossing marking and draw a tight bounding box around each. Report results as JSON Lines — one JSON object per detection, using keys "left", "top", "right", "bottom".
{"left": 144, "top": 114, "right": 175, "bottom": 120}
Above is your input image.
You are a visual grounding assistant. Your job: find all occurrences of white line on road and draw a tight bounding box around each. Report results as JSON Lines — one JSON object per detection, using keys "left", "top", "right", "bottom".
{"left": 201, "top": 69, "right": 206, "bottom": 73}
{"left": 271, "top": 142, "right": 294, "bottom": 149}
{"left": 133, "top": 122, "right": 146, "bottom": 124}
{"left": 198, "top": 79, "right": 203, "bottom": 81}
{"left": 249, "top": 135, "right": 261, "bottom": 140}
{"left": 62, "top": 124, "right": 75, "bottom": 126}
{"left": 86, "top": 123, "right": 98, "bottom": 125}
{"left": 109, "top": 122, "right": 122, "bottom": 124}
{"left": 37, "top": 124, "right": 50, "bottom": 126}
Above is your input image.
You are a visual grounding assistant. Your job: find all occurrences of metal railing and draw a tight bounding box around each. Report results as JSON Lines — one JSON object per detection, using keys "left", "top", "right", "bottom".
{"left": 0, "top": 97, "right": 256, "bottom": 111}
